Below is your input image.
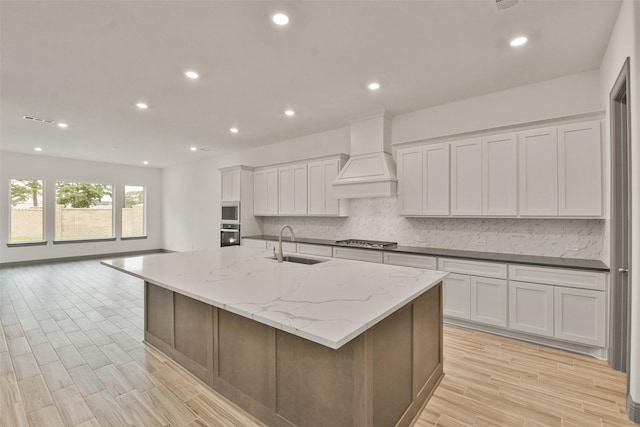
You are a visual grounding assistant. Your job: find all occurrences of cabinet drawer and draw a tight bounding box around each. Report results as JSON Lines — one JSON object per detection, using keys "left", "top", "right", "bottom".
{"left": 266, "top": 241, "right": 297, "bottom": 253}
{"left": 508, "top": 264, "right": 606, "bottom": 291}
{"left": 383, "top": 253, "right": 437, "bottom": 269}
{"left": 242, "top": 239, "right": 267, "bottom": 249}
{"left": 333, "top": 247, "right": 383, "bottom": 263}
{"left": 296, "top": 244, "right": 333, "bottom": 257}
{"left": 438, "top": 258, "right": 507, "bottom": 279}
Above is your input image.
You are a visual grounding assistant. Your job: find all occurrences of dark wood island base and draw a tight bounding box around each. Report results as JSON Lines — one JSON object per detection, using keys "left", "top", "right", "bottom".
{"left": 144, "top": 281, "right": 443, "bottom": 427}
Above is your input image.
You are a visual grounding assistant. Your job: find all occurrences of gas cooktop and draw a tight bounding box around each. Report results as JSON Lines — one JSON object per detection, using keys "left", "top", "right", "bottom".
{"left": 334, "top": 239, "right": 398, "bottom": 249}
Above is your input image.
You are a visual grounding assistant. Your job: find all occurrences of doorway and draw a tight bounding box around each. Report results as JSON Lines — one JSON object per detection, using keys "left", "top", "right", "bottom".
{"left": 609, "top": 57, "right": 631, "bottom": 382}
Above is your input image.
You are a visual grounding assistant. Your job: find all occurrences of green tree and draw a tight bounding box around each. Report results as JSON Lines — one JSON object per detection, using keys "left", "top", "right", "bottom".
{"left": 124, "top": 190, "right": 144, "bottom": 208}
{"left": 11, "top": 179, "right": 42, "bottom": 207}
{"left": 56, "top": 182, "right": 111, "bottom": 208}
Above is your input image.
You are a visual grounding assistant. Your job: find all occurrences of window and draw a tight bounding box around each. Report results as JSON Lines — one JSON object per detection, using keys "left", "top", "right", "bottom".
{"left": 55, "top": 181, "right": 113, "bottom": 240}
{"left": 122, "top": 185, "right": 145, "bottom": 238}
{"left": 10, "top": 178, "right": 44, "bottom": 242}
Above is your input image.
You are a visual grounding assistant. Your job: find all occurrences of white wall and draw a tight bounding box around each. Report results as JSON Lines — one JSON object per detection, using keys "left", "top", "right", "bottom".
{"left": 599, "top": 0, "right": 640, "bottom": 410}
{"left": 0, "top": 151, "right": 163, "bottom": 264}
{"left": 162, "top": 127, "right": 350, "bottom": 252}
{"left": 391, "top": 70, "right": 603, "bottom": 144}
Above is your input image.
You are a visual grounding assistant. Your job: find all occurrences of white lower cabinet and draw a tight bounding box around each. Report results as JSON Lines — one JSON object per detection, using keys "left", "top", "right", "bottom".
{"left": 442, "top": 273, "right": 471, "bottom": 320}
{"left": 383, "top": 252, "right": 437, "bottom": 269}
{"left": 296, "top": 244, "right": 332, "bottom": 257}
{"left": 266, "top": 241, "right": 297, "bottom": 253}
{"left": 554, "top": 286, "right": 606, "bottom": 347}
{"left": 470, "top": 277, "right": 507, "bottom": 327}
{"left": 508, "top": 281, "right": 555, "bottom": 338}
{"left": 242, "top": 238, "right": 267, "bottom": 249}
{"left": 332, "top": 247, "right": 383, "bottom": 263}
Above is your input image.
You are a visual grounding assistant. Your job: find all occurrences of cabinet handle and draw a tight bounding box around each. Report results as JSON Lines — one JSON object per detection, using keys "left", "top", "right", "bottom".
{"left": 618, "top": 268, "right": 629, "bottom": 273}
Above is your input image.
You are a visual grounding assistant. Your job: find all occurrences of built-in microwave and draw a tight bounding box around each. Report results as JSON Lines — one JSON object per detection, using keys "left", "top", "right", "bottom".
{"left": 221, "top": 202, "right": 240, "bottom": 224}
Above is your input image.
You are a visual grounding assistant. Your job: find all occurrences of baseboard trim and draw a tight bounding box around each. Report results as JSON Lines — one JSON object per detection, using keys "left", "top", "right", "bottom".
{"left": 0, "top": 248, "right": 174, "bottom": 268}
{"left": 444, "top": 318, "right": 608, "bottom": 360}
{"left": 628, "top": 394, "right": 640, "bottom": 424}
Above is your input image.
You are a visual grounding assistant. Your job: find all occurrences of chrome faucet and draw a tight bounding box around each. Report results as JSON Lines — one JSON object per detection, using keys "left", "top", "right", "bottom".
{"left": 277, "top": 225, "right": 296, "bottom": 263}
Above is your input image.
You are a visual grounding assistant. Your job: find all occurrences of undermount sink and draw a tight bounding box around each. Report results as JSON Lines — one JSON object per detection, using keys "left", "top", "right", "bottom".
{"left": 266, "top": 255, "right": 329, "bottom": 265}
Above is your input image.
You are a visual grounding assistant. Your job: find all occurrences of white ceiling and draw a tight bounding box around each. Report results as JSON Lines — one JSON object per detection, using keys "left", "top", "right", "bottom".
{"left": 0, "top": 0, "right": 621, "bottom": 168}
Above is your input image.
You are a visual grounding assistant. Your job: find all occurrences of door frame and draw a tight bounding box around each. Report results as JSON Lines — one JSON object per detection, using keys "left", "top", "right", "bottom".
{"left": 608, "top": 57, "right": 631, "bottom": 383}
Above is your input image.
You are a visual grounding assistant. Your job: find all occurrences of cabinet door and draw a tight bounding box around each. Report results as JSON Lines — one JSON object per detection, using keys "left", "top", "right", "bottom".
{"left": 554, "top": 287, "right": 605, "bottom": 347}
{"left": 307, "top": 159, "right": 341, "bottom": 216}
{"left": 558, "top": 121, "right": 602, "bottom": 217}
{"left": 253, "top": 170, "right": 268, "bottom": 215}
{"left": 509, "top": 281, "right": 554, "bottom": 337}
{"left": 451, "top": 138, "right": 482, "bottom": 216}
{"left": 265, "top": 169, "right": 279, "bottom": 214}
{"left": 470, "top": 277, "right": 507, "bottom": 327}
{"left": 482, "top": 133, "right": 517, "bottom": 216}
{"left": 442, "top": 273, "right": 471, "bottom": 319}
{"left": 307, "top": 161, "right": 325, "bottom": 215}
{"left": 221, "top": 171, "right": 240, "bottom": 202}
{"left": 397, "top": 147, "right": 423, "bottom": 215}
{"left": 424, "top": 143, "right": 450, "bottom": 215}
{"left": 279, "top": 165, "right": 307, "bottom": 215}
{"left": 518, "top": 127, "right": 558, "bottom": 216}
{"left": 323, "top": 159, "right": 340, "bottom": 215}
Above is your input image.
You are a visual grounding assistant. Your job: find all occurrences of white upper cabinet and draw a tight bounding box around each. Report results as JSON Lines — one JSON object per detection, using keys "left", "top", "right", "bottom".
{"left": 558, "top": 121, "right": 602, "bottom": 216}
{"left": 424, "top": 143, "right": 450, "bottom": 215}
{"left": 254, "top": 155, "right": 348, "bottom": 217}
{"left": 307, "top": 158, "right": 348, "bottom": 216}
{"left": 254, "top": 168, "right": 279, "bottom": 215}
{"left": 279, "top": 164, "right": 308, "bottom": 215}
{"left": 482, "top": 133, "right": 517, "bottom": 216}
{"left": 518, "top": 127, "right": 558, "bottom": 216}
{"left": 397, "top": 143, "right": 449, "bottom": 216}
{"left": 397, "top": 147, "right": 423, "bottom": 215}
{"left": 451, "top": 138, "right": 482, "bottom": 216}
{"left": 221, "top": 169, "right": 241, "bottom": 202}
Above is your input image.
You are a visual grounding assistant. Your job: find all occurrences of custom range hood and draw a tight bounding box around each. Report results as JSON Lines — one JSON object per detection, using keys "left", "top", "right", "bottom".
{"left": 331, "top": 111, "right": 397, "bottom": 199}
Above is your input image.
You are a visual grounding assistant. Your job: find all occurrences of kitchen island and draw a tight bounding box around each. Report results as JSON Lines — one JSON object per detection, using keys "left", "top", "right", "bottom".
{"left": 102, "top": 246, "right": 447, "bottom": 427}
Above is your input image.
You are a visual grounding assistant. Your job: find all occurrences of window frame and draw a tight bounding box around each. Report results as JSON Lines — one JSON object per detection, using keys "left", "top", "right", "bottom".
{"left": 121, "top": 184, "right": 147, "bottom": 239}
{"left": 8, "top": 177, "right": 46, "bottom": 246}
{"left": 53, "top": 180, "right": 115, "bottom": 243}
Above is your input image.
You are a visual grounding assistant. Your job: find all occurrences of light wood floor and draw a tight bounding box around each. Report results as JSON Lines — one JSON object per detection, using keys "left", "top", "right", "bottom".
{"left": 0, "top": 259, "right": 635, "bottom": 427}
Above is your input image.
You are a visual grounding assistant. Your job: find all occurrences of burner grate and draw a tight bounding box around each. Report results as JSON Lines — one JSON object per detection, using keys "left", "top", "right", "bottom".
{"left": 334, "top": 239, "right": 398, "bottom": 249}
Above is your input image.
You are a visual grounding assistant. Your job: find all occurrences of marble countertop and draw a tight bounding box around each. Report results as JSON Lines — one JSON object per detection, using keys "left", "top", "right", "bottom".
{"left": 243, "top": 235, "right": 609, "bottom": 271}
{"left": 102, "top": 246, "right": 447, "bottom": 349}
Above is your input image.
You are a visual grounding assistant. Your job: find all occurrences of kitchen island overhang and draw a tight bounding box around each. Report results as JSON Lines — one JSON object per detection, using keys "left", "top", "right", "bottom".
{"left": 103, "top": 246, "right": 447, "bottom": 427}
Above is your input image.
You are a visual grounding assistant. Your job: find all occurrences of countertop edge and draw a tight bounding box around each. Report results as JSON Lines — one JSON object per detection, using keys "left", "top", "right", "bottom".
{"left": 242, "top": 235, "right": 609, "bottom": 272}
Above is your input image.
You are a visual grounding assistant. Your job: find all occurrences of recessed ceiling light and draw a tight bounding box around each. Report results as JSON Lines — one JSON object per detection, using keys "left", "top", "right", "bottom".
{"left": 230, "top": 127, "right": 239, "bottom": 133}
{"left": 272, "top": 13, "right": 289, "bottom": 26}
{"left": 34, "top": 147, "right": 42, "bottom": 152}
{"left": 143, "top": 160, "right": 149, "bottom": 165}
{"left": 57, "top": 122, "right": 68, "bottom": 128}
{"left": 368, "top": 82, "right": 381, "bottom": 91}
{"left": 510, "top": 36, "right": 528, "bottom": 47}
{"left": 190, "top": 146, "right": 198, "bottom": 151}
{"left": 136, "top": 102, "right": 148, "bottom": 109}
{"left": 185, "top": 70, "right": 199, "bottom": 79}
{"left": 285, "top": 110, "right": 295, "bottom": 117}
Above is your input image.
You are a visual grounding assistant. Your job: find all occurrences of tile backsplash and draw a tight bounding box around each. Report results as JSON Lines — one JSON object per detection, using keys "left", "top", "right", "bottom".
{"left": 262, "top": 197, "right": 604, "bottom": 260}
